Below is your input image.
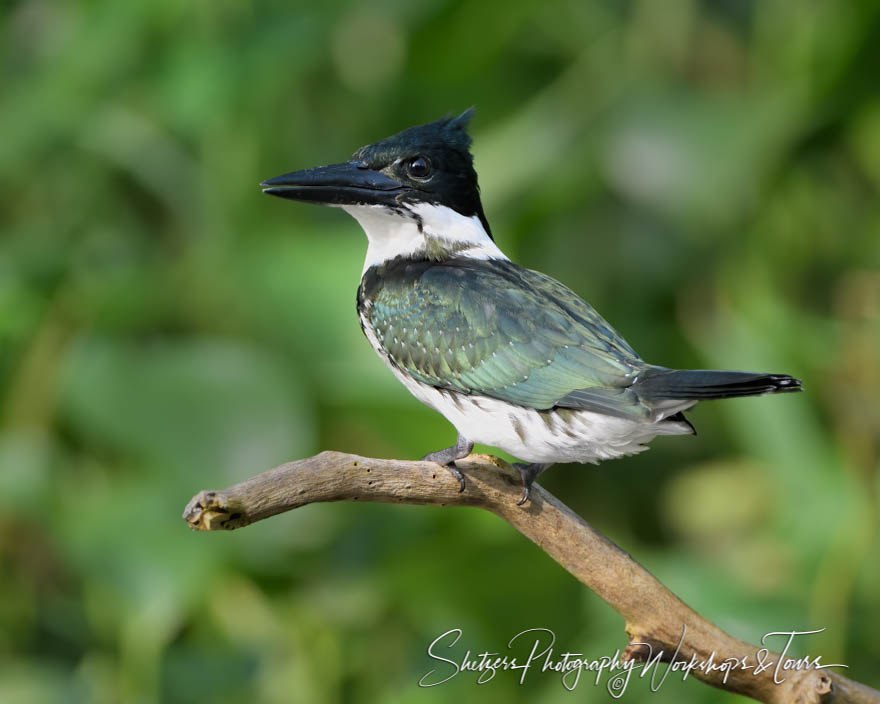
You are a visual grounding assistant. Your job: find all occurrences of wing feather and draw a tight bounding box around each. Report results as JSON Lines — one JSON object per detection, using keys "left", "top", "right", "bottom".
{"left": 365, "top": 258, "right": 654, "bottom": 419}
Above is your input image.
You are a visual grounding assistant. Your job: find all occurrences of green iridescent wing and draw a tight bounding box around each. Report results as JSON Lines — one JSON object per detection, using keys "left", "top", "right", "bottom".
{"left": 366, "top": 259, "right": 656, "bottom": 420}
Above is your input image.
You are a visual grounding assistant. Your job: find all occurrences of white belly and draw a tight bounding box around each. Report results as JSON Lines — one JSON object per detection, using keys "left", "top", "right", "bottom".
{"left": 395, "top": 366, "right": 689, "bottom": 463}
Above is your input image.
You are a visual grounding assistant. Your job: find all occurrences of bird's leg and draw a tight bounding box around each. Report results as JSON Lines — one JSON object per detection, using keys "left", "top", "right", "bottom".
{"left": 512, "top": 463, "right": 553, "bottom": 505}
{"left": 421, "top": 434, "right": 473, "bottom": 492}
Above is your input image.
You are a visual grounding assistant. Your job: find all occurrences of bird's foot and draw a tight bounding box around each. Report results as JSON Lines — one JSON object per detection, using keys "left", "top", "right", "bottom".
{"left": 436, "top": 463, "right": 466, "bottom": 492}
{"left": 421, "top": 435, "right": 473, "bottom": 493}
{"left": 512, "top": 463, "right": 553, "bottom": 505}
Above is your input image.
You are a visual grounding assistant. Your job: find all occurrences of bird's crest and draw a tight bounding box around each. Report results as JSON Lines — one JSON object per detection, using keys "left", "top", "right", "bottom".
{"left": 352, "top": 108, "right": 476, "bottom": 167}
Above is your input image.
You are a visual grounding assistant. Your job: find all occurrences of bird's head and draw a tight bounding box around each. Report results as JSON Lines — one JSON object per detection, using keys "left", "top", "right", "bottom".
{"left": 262, "top": 110, "right": 498, "bottom": 267}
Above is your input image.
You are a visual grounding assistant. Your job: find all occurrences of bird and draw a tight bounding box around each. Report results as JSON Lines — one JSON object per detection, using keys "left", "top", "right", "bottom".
{"left": 261, "top": 109, "right": 802, "bottom": 505}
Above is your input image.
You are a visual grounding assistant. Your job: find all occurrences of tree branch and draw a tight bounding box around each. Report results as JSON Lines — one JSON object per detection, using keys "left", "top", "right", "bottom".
{"left": 183, "top": 451, "right": 879, "bottom": 703}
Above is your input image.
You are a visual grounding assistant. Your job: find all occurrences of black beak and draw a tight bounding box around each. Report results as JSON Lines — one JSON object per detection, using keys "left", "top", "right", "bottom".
{"left": 261, "top": 161, "right": 408, "bottom": 207}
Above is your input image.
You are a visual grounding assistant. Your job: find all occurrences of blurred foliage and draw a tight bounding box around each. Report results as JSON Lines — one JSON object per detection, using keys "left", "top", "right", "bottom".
{"left": 2, "top": 0, "right": 880, "bottom": 702}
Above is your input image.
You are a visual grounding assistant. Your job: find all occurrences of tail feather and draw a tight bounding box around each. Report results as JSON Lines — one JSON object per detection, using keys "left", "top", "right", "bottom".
{"left": 634, "top": 368, "right": 802, "bottom": 401}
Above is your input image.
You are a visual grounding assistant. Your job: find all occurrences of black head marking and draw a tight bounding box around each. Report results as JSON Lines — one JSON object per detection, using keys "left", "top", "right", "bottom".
{"left": 352, "top": 109, "right": 492, "bottom": 239}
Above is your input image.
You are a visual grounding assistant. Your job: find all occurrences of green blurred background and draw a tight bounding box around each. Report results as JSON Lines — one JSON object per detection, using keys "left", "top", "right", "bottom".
{"left": 2, "top": 0, "right": 879, "bottom": 702}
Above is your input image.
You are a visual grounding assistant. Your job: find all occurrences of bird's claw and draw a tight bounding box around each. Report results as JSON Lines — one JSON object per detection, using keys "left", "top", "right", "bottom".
{"left": 421, "top": 458, "right": 466, "bottom": 492}
{"left": 421, "top": 435, "right": 473, "bottom": 493}
{"left": 513, "top": 462, "right": 552, "bottom": 506}
{"left": 447, "top": 465, "right": 466, "bottom": 493}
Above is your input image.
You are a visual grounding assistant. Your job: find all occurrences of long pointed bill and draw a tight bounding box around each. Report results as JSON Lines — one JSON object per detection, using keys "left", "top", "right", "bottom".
{"left": 261, "top": 161, "right": 408, "bottom": 207}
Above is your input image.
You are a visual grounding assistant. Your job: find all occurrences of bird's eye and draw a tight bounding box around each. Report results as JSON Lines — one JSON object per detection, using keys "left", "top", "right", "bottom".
{"left": 406, "top": 156, "right": 432, "bottom": 179}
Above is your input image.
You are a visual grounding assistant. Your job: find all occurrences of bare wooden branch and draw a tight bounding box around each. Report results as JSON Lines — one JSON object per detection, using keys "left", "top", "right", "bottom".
{"left": 184, "top": 451, "right": 879, "bottom": 703}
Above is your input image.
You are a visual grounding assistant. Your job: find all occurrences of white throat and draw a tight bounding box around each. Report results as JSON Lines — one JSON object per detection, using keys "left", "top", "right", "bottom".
{"left": 342, "top": 203, "right": 508, "bottom": 273}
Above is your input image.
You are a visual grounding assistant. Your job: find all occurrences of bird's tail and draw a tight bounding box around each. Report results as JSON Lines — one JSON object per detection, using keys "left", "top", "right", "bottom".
{"left": 634, "top": 368, "right": 802, "bottom": 401}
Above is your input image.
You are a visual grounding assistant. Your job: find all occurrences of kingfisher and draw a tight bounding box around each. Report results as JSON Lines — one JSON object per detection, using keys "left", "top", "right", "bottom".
{"left": 262, "top": 110, "right": 801, "bottom": 504}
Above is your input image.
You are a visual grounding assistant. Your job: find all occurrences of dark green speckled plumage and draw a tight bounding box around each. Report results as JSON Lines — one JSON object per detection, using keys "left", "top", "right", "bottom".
{"left": 358, "top": 256, "right": 673, "bottom": 421}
